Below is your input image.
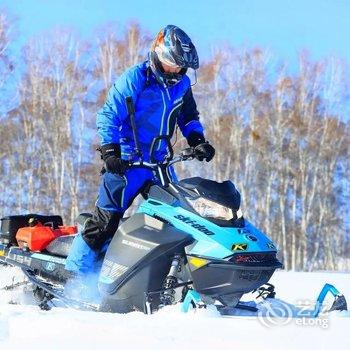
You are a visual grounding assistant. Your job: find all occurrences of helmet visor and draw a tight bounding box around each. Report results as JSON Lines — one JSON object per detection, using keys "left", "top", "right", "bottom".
{"left": 154, "top": 45, "right": 181, "bottom": 68}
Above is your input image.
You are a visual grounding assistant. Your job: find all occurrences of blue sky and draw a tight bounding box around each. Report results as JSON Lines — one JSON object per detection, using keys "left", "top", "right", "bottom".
{"left": 2, "top": 0, "right": 350, "bottom": 66}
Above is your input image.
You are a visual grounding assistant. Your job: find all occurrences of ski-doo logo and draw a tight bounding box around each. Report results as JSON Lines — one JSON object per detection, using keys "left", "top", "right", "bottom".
{"left": 174, "top": 214, "right": 215, "bottom": 236}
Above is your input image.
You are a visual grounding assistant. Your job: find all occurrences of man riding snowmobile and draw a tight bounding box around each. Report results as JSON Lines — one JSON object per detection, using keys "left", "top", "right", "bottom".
{"left": 65, "top": 25, "right": 215, "bottom": 275}
{"left": 0, "top": 26, "right": 346, "bottom": 315}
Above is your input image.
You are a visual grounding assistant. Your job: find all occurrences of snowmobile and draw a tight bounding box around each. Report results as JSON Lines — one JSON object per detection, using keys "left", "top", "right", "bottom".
{"left": 0, "top": 137, "right": 347, "bottom": 316}
{"left": 0, "top": 98, "right": 347, "bottom": 317}
{"left": 0, "top": 136, "right": 283, "bottom": 313}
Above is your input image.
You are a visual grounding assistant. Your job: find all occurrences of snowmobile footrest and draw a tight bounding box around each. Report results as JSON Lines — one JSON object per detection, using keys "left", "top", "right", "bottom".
{"left": 216, "top": 302, "right": 258, "bottom": 315}
{"left": 234, "top": 303, "right": 258, "bottom": 312}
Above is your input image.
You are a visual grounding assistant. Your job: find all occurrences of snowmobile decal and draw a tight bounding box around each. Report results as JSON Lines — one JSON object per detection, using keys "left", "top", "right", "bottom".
{"left": 174, "top": 214, "right": 215, "bottom": 236}
{"left": 121, "top": 239, "right": 151, "bottom": 251}
{"left": 31, "top": 253, "right": 65, "bottom": 264}
{"left": 232, "top": 243, "right": 248, "bottom": 251}
{"left": 237, "top": 228, "right": 249, "bottom": 235}
{"left": 245, "top": 234, "right": 258, "bottom": 242}
{"left": 8, "top": 252, "right": 32, "bottom": 265}
{"left": 100, "top": 259, "right": 129, "bottom": 283}
{"left": 43, "top": 262, "right": 57, "bottom": 272}
{"left": 188, "top": 256, "right": 209, "bottom": 270}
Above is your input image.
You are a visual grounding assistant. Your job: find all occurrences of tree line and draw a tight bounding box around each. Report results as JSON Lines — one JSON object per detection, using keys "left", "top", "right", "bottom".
{"left": 0, "top": 12, "right": 349, "bottom": 271}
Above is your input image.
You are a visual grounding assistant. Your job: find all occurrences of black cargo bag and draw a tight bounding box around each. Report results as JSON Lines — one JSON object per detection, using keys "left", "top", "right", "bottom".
{"left": 0, "top": 214, "right": 63, "bottom": 246}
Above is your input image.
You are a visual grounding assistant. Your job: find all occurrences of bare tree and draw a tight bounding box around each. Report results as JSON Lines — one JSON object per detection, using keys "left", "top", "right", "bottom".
{"left": 94, "top": 22, "right": 152, "bottom": 103}
{"left": 7, "top": 29, "right": 97, "bottom": 222}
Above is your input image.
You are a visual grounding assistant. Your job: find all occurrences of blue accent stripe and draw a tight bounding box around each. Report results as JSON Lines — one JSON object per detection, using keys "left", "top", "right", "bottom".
{"left": 31, "top": 253, "right": 66, "bottom": 264}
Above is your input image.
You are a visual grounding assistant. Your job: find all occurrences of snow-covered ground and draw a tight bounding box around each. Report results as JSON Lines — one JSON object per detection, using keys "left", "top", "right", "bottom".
{"left": 0, "top": 265, "right": 349, "bottom": 350}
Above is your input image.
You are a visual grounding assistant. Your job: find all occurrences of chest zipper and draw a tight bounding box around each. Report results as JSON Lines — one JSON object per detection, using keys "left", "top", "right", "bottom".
{"left": 165, "top": 86, "right": 171, "bottom": 100}
{"left": 157, "top": 89, "right": 167, "bottom": 150}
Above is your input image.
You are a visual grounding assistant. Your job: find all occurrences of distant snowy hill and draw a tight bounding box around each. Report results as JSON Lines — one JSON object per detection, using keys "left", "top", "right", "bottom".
{"left": 0, "top": 266, "right": 349, "bottom": 350}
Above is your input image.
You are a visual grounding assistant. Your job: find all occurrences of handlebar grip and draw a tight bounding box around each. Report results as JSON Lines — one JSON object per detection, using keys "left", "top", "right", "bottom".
{"left": 181, "top": 147, "right": 195, "bottom": 158}
{"left": 126, "top": 96, "right": 135, "bottom": 115}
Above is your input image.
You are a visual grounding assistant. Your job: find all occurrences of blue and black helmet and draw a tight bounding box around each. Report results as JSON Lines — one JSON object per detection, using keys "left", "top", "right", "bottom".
{"left": 150, "top": 25, "right": 199, "bottom": 86}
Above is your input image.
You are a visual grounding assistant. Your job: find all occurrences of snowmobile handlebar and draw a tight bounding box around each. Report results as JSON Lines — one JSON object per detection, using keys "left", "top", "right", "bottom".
{"left": 126, "top": 147, "right": 195, "bottom": 187}
{"left": 128, "top": 134, "right": 197, "bottom": 170}
{"left": 128, "top": 147, "right": 196, "bottom": 170}
{"left": 125, "top": 135, "right": 197, "bottom": 186}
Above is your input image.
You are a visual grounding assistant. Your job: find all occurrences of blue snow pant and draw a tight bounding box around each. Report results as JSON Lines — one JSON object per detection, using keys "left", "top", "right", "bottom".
{"left": 65, "top": 168, "right": 155, "bottom": 274}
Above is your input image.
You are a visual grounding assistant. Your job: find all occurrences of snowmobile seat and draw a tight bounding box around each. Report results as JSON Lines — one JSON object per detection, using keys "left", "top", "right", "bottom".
{"left": 45, "top": 234, "right": 76, "bottom": 257}
{"left": 45, "top": 217, "right": 130, "bottom": 258}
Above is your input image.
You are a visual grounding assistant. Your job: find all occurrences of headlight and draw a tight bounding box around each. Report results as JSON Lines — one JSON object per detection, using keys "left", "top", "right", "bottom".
{"left": 187, "top": 197, "right": 233, "bottom": 220}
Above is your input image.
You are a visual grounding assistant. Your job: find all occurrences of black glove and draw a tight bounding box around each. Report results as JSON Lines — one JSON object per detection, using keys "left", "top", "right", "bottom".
{"left": 187, "top": 132, "right": 215, "bottom": 162}
{"left": 186, "top": 131, "right": 206, "bottom": 148}
{"left": 194, "top": 142, "right": 215, "bottom": 162}
{"left": 100, "top": 143, "right": 129, "bottom": 175}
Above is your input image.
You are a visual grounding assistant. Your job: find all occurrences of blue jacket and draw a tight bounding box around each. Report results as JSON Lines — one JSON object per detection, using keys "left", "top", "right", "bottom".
{"left": 96, "top": 61, "right": 204, "bottom": 161}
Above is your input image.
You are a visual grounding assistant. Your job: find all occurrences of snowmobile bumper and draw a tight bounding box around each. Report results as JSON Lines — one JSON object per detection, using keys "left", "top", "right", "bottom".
{"left": 188, "top": 255, "right": 283, "bottom": 306}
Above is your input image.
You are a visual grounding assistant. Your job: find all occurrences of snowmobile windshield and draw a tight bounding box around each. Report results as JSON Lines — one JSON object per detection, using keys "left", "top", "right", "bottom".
{"left": 178, "top": 177, "right": 241, "bottom": 210}
{"left": 178, "top": 177, "right": 243, "bottom": 225}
